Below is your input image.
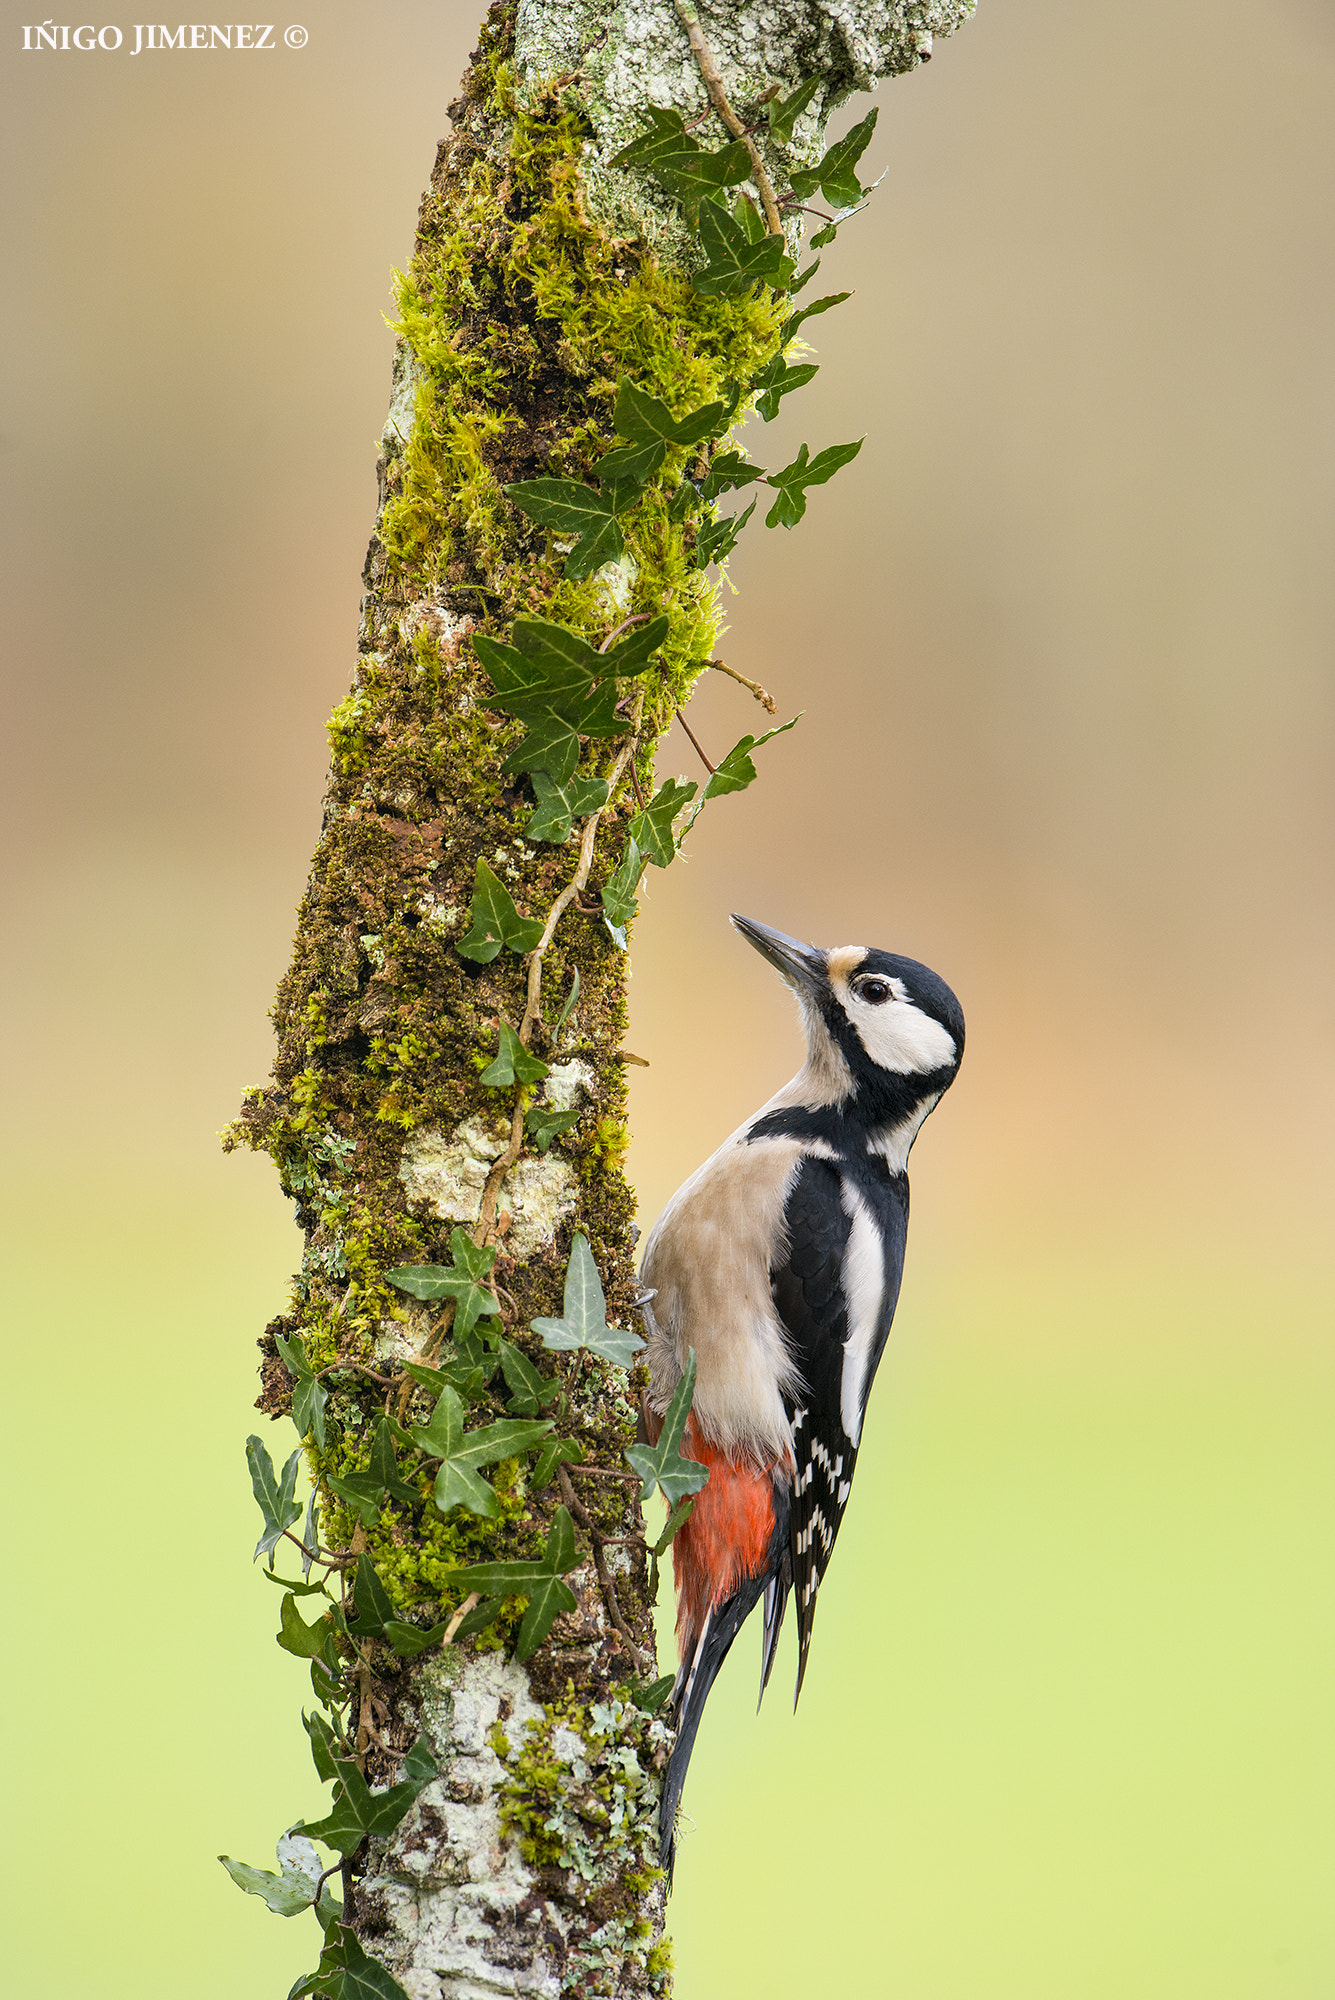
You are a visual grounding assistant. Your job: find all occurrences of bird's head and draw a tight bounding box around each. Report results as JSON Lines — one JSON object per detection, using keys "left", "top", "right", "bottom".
{"left": 731, "top": 914, "right": 965, "bottom": 1144}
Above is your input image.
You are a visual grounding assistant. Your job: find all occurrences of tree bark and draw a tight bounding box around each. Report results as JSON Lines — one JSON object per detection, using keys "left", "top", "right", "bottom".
{"left": 229, "top": 3, "right": 974, "bottom": 1994}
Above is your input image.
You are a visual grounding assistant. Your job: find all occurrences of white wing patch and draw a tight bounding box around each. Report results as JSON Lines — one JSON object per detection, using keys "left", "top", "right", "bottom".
{"left": 838, "top": 1182, "right": 885, "bottom": 1445}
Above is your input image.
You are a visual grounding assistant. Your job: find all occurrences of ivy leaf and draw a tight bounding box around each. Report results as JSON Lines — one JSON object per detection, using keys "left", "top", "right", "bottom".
{"left": 702, "top": 714, "right": 800, "bottom": 801}
{"left": 752, "top": 352, "right": 819, "bottom": 422}
{"left": 624, "top": 1349, "right": 712, "bottom": 1505}
{"left": 449, "top": 1507, "right": 582, "bottom": 1662}
{"left": 695, "top": 498, "right": 755, "bottom": 570}
{"left": 600, "top": 835, "right": 646, "bottom": 948}
{"left": 410, "top": 1386, "right": 552, "bottom": 1519}
{"left": 326, "top": 1471, "right": 385, "bottom": 1529}
{"left": 274, "top": 1334, "right": 327, "bottom": 1453}
{"left": 387, "top": 1228, "right": 500, "bottom": 1340}
{"left": 789, "top": 106, "right": 878, "bottom": 208}
{"left": 552, "top": 966, "right": 580, "bottom": 1041}
{"left": 613, "top": 111, "right": 751, "bottom": 216}
{"left": 700, "top": 449, "right": 766, "bottom": 504}
{"left": 504, "top": 478, "right": 626, "bottom": 578}
{"left": 788, "top": 258, "right": 822, "bottom": 295}
{"left": 652, "top": 1494, "right": 697, "bottom": 1559}
{"left": 262, "top": 1567, "right": 328, "bottom": 1598}
{"left": 348, "top": 1553, "right": 397, "bottom": 1640}
{"left": 531, "top": 1436, "right": 585, "bottom": 1488}
{"left": 764, "top": 438, "right": 863, "bottom": 529}
{"left": 219, "top": 1834, "right": 322, "bottom": 1918}
{"left": 401, "top": 1352, "right": 494, "bottom": 1401}
{"left": 780, "top": 289, "right": 852, "bottom": 344}
{"left": 367, "top": 1417, "right": 422, "bottom": 1510}
{"left": 767, "top": 73, "right": 822, "bottom": 143}
{"left": 288, "top": 1925, "right": 411, "bottom": 2000}
{"left": 693, "top": 193, "right": 795, "bottom": 296}
{"left": 525, "top": 1104, "right": 581, "bottom": 1152}
{"left": 629, "top": 777, "right": 698, "bottom": 867}
{"left": 599, "top": 380, "right": 726, "bottom": 495}
{"left": 497, "top": 1337, "right": 562, "bottom": 1417}
{"left": 304, "top": 1709, "right": 341, "bottom": 1782}
{"left": 479, "top": 1021, "right": 550, "bottom": 1088}
{"left": 300, "top": 1490, "right": 320, "bottom": 1579}
{"left": 277, "top": 1592, "right": 332, "bottom": 1660}
{"left": 525, "top": 769, "right": 609, "bottom": 843}
{"left": 382, "top": 1617, "right": 450, "bottom": 1658}
{"left": 631, "top": 1674, "right": 677, "bottom": 1714}
{"left": 532, "top": 1232, "right": 645, "bottom": 1368}
{"left": 455, "top": 859, "right": 544, "bottom": 963}
{"left": 301, "top": 1740, "right": 437, "bottom": 1858}
{"left": 247, "top": 1435, "right": 303, "bottom": 1564}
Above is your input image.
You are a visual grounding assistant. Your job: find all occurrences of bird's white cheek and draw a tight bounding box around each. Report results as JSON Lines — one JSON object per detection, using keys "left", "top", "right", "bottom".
{"left": 853, "top": 1003, "right": 957, "bottom": 1075}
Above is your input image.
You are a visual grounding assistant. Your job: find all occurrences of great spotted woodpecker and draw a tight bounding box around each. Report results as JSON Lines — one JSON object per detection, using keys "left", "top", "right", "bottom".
{"left": 639, "top": 915, "right": 965, "bottom": 1873}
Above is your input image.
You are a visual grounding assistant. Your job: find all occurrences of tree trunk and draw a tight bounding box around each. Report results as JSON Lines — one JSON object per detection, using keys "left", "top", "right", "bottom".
{"left": 227, "top": 2, "right": 974, "bottom": 1994}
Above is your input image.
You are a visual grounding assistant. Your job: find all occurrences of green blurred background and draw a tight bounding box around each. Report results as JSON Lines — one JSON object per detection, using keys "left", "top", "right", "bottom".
{"left": 2, "top": 1, "right": 1332, "bottom": 1993}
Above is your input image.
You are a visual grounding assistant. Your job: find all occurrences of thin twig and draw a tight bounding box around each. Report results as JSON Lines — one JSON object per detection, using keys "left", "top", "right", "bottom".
{"left": 598, "top": 611, "right": 651, "bottom": 653}
{"left": 558, "top": 1464, "right": 650, "bottom": 1669}
{"left": 442, "top": 1590, "right": 481, "bottom": 1642}
{"left": 675, "top": 706, "right": 716, "bottom": 775}
{"left": 707, "top": 658, "right": 777, "bottom": 712}
{"left": 569, "top": 1464, "right": 643, "bottom": 1483}
{"left": 671, "top": 0, "right": 783, "bottom": 235}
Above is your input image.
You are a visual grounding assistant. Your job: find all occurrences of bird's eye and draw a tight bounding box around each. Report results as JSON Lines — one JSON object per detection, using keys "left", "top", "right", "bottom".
{"left": 857, "top": 979, "right": 891, "bottom": 1005}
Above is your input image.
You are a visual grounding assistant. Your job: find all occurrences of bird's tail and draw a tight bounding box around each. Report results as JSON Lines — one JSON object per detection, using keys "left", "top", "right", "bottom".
{"left": 659, "top": 1575, "right": 767, "bottom": 1880}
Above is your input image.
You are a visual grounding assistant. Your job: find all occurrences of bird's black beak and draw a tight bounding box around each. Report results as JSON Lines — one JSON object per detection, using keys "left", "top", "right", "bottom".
{"left": 730, "top": 915, "right": 827, "bottom": 1000}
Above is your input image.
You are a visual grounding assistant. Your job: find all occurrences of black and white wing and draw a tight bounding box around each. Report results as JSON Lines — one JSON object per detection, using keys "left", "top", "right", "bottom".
{"left": 766, "top": 1154, "right": 909, "bottom": 1702}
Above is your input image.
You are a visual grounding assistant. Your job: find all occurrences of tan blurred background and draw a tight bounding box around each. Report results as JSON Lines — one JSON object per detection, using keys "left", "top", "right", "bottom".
{"left": 2, "top": 1, "right": 1332, "bottom": 1994}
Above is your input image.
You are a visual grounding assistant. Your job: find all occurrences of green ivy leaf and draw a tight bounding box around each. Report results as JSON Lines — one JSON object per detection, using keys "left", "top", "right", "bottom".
{"left": 275, "top": 1326, "right": 326, "bottom": 1449}
{"left": 764, "top": 438, "right": 863, "bottom": 529}
{"left": 752, "top": 352, "right": 819, "bottom": 422}
{"left": 479, "top": 1021, "right": 550, "bottom": 1089}
{"left": 530, "top": 1436, "right": 585, "bottom": 1488}
{"left": 612, "top": 109, "right": 752, "bottom": 215}
{"left": 326, "top": 1471, "right": 385, "bottom": 1529}
{"left": 387, "top": 1228, "right": 501, "bottom": 1340}
{"left": 349, "top": 1553, "right": 397, "bottom": 1640}
{"left": 455, "top": 859, "right": 544, "bottom": 963}
{"left": 410, "top": 1385, "right": 552, "bottom": 1520}
{"left": 449, "top": 1507, "right": 582, "bottom": 1662}
{"left": 524, "top": 1104, "right": 581, "bottom": 1152}
{"left": 497, "top": 1337, "right": 562, "bottom": 1417}
{"left": 300, "top": 1739, "right": 437, "bottom": 1861}
{"left": 702, "top": 714, "right": 801, "bottom": 801}
{"left": 277, "top": 1592, "right": 332, "bottom": 1661}
{"left": 525, "top": 769, "right": 609, "bottom": 844}
{"left": 247, "top": 1435, "right": 303, "bottom": 1564}
{"left": 552, "top": 966, "right": 580, "bottom": 1041}
{"left": 693, "top": 194, "right": 795, "bottom": 296}
{"left": 304, "top": 1709, "right": 341, "bottom": 1783}
{"left": 788, "top": 106, "right": 878, "bottom": 208}
{"left": 504, "top": 478, "right": 626, "bottom": 578}
{"left": 780, "top": 289, "right": 852, "bottom": 344}
{"left": 624, "top": 1349, "right": 712, "bottom": 1505}
{"left": 451, "top": 1594, "right": 506, "bottom": 1640}
{"left": 630, "top": 1673, "right": 677, "bottom": 1714}
{"left": 695, "top": 498, "right": 756, "bottom": 570}
{"left": 767, "top": 73, "right": 822, "bottom": 143}
{"left": 629, "top": 777, "right": 698, "bottom": 867}
{"left": 382, "top": 1617, "right": 450, "bottom": 1657}
{"left": 532, "top": 1232, "right": 646, "bottom": 1368}
{"left": 602, "top": 380, "right": 726, "bottom": 490}
{"left": 261, "top": 1567, "right": 329, "bottom": 1597}
{"left": 401, "top": 1352, "right": 494, "bottom": 1401}
{"left": 652, "top": 1494, "right": 697, "bottom": 1559}
{"left": 700, "top": 449, "right": 766, "bottom": 504}
{"left": 219, "top": 1833, "right": 323, "bottom": 1918}
{"left": 600, "top": 835, "right": 646, "bottom": 948}
{"left": 300, "top": 1489, "right": 320, "bottom": 1578}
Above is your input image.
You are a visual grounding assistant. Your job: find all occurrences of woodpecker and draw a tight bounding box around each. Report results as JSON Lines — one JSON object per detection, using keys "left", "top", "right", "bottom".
{"left": 639, "top": 914, "right": 964, "bottom": 1874}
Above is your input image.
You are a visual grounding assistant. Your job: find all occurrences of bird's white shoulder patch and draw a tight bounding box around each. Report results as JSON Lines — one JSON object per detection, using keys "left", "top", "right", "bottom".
{"left": 838, "top": 1183, "right": 885, "bottom": 1445}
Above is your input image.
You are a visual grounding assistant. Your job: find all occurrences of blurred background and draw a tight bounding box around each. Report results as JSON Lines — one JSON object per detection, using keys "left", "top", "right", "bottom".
{"left": 2, "top": 0, "right": 1332, "bottom": 1993}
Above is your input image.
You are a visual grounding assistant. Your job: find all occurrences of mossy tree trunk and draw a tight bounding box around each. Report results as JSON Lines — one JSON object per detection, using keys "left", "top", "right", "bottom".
{"left": 231, "top": 3, "right": 973, "bottom": 1994}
